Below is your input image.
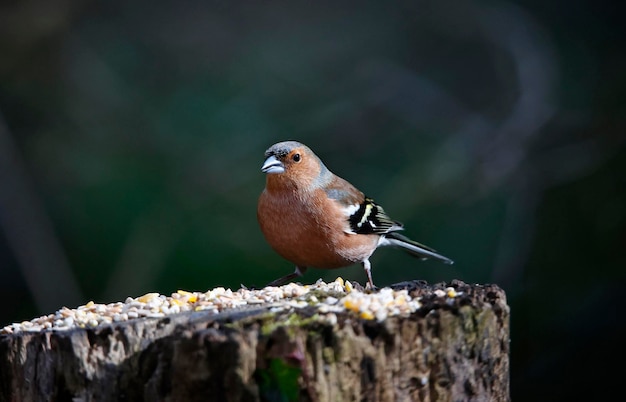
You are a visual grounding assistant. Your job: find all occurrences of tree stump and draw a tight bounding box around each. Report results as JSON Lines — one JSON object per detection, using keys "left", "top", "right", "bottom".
{"left": 0, "top": 280, "right": 509, "bottom": 401}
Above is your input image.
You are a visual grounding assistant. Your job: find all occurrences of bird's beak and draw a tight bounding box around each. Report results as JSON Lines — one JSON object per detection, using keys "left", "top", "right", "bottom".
{"left": 261, "top": 155, "right": 285, "bottom": 174}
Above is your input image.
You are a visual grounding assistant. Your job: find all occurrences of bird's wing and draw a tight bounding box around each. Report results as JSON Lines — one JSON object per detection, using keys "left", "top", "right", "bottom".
{"left": 324, "top": 177, "right": 403, "bottom": 235}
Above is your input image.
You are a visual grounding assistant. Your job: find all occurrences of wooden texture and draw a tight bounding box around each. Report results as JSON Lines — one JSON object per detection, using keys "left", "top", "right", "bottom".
{"left": 0, "top": 280, "right": 510, "bottom": 401}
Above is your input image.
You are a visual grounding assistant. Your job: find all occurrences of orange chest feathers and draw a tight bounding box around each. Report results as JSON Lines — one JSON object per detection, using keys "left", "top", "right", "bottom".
{"left": 257, "top": 188, "right": 379, "bottom": 269}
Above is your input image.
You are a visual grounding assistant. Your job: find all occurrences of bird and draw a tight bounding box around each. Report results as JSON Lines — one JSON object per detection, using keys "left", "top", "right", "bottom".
{"left": 257, "top": 140, "right": 453, "bottom": 289}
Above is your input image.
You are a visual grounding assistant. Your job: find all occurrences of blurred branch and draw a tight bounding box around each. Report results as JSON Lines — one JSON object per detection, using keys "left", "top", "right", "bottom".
{"left": 473, "top": 3, "right": 556, "bottom": 287}
{"left": 0, "top": 113, "right": 83, "bottom": 312}
{"left": 476, "top": 2, "right": 556, "bottom": 188}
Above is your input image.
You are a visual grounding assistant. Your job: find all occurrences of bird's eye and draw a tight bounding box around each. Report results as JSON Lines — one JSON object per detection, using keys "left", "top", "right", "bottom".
{"left": 292, "top": 153, "right": 301, "bottom": 162}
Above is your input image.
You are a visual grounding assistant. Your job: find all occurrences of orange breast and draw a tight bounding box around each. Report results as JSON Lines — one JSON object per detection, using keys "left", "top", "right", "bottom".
{"left": 257, "top": 188, "right": 379, "bottom": 269}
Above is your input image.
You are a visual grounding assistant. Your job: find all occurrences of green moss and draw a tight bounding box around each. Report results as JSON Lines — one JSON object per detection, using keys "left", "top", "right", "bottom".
{"left": 322, "top": 346, "right": 336, "bottom": 364}
{"left": 260, "top": 312, "right": 323, "bottom": 336}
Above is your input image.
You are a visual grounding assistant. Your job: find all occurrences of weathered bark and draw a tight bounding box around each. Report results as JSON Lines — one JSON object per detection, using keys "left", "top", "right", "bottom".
{"left": 0, "top": 280, "right": 509, "bottom": 402}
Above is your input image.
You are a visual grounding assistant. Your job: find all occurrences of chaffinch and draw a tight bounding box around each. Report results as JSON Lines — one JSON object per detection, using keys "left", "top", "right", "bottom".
{"left": 257, "top": 140, "right": 453, "bottom": 289}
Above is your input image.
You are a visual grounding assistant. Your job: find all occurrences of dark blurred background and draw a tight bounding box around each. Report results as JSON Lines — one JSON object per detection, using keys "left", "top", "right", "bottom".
{"left": 1, "top": 0, "right": 624, "bottom": 400}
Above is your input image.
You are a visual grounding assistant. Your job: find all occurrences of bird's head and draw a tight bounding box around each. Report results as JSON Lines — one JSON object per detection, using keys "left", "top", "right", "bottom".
{"left": 261, "top": 141, "right": 330, "bottom": 190}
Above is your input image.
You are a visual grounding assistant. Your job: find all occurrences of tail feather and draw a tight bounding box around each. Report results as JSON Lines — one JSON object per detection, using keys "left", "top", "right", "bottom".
{"left": 380, "top": 232, "right": 454, "bottom": 264}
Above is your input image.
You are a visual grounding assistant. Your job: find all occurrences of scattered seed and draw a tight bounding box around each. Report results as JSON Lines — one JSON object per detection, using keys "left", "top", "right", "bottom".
{"left": 2, "top": 277, "right": 437, "bottom": 333}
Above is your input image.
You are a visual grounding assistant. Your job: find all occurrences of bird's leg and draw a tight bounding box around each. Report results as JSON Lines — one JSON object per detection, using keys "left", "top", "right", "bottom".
{"left": 362, "top": 259, "right": 376, "bottom": 290}
{"left": 267, "top": 266, "right": 307, "bottom": 287}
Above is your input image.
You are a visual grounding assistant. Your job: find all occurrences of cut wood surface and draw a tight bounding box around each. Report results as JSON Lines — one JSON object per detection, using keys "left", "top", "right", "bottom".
{"left": 0, "top": 279, "right": 510, "bottom": 402}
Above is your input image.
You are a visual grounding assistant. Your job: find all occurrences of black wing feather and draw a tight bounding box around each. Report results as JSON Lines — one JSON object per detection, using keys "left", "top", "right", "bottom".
{"left": 347, "top": 197, "right": 403, "bottom": 235}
